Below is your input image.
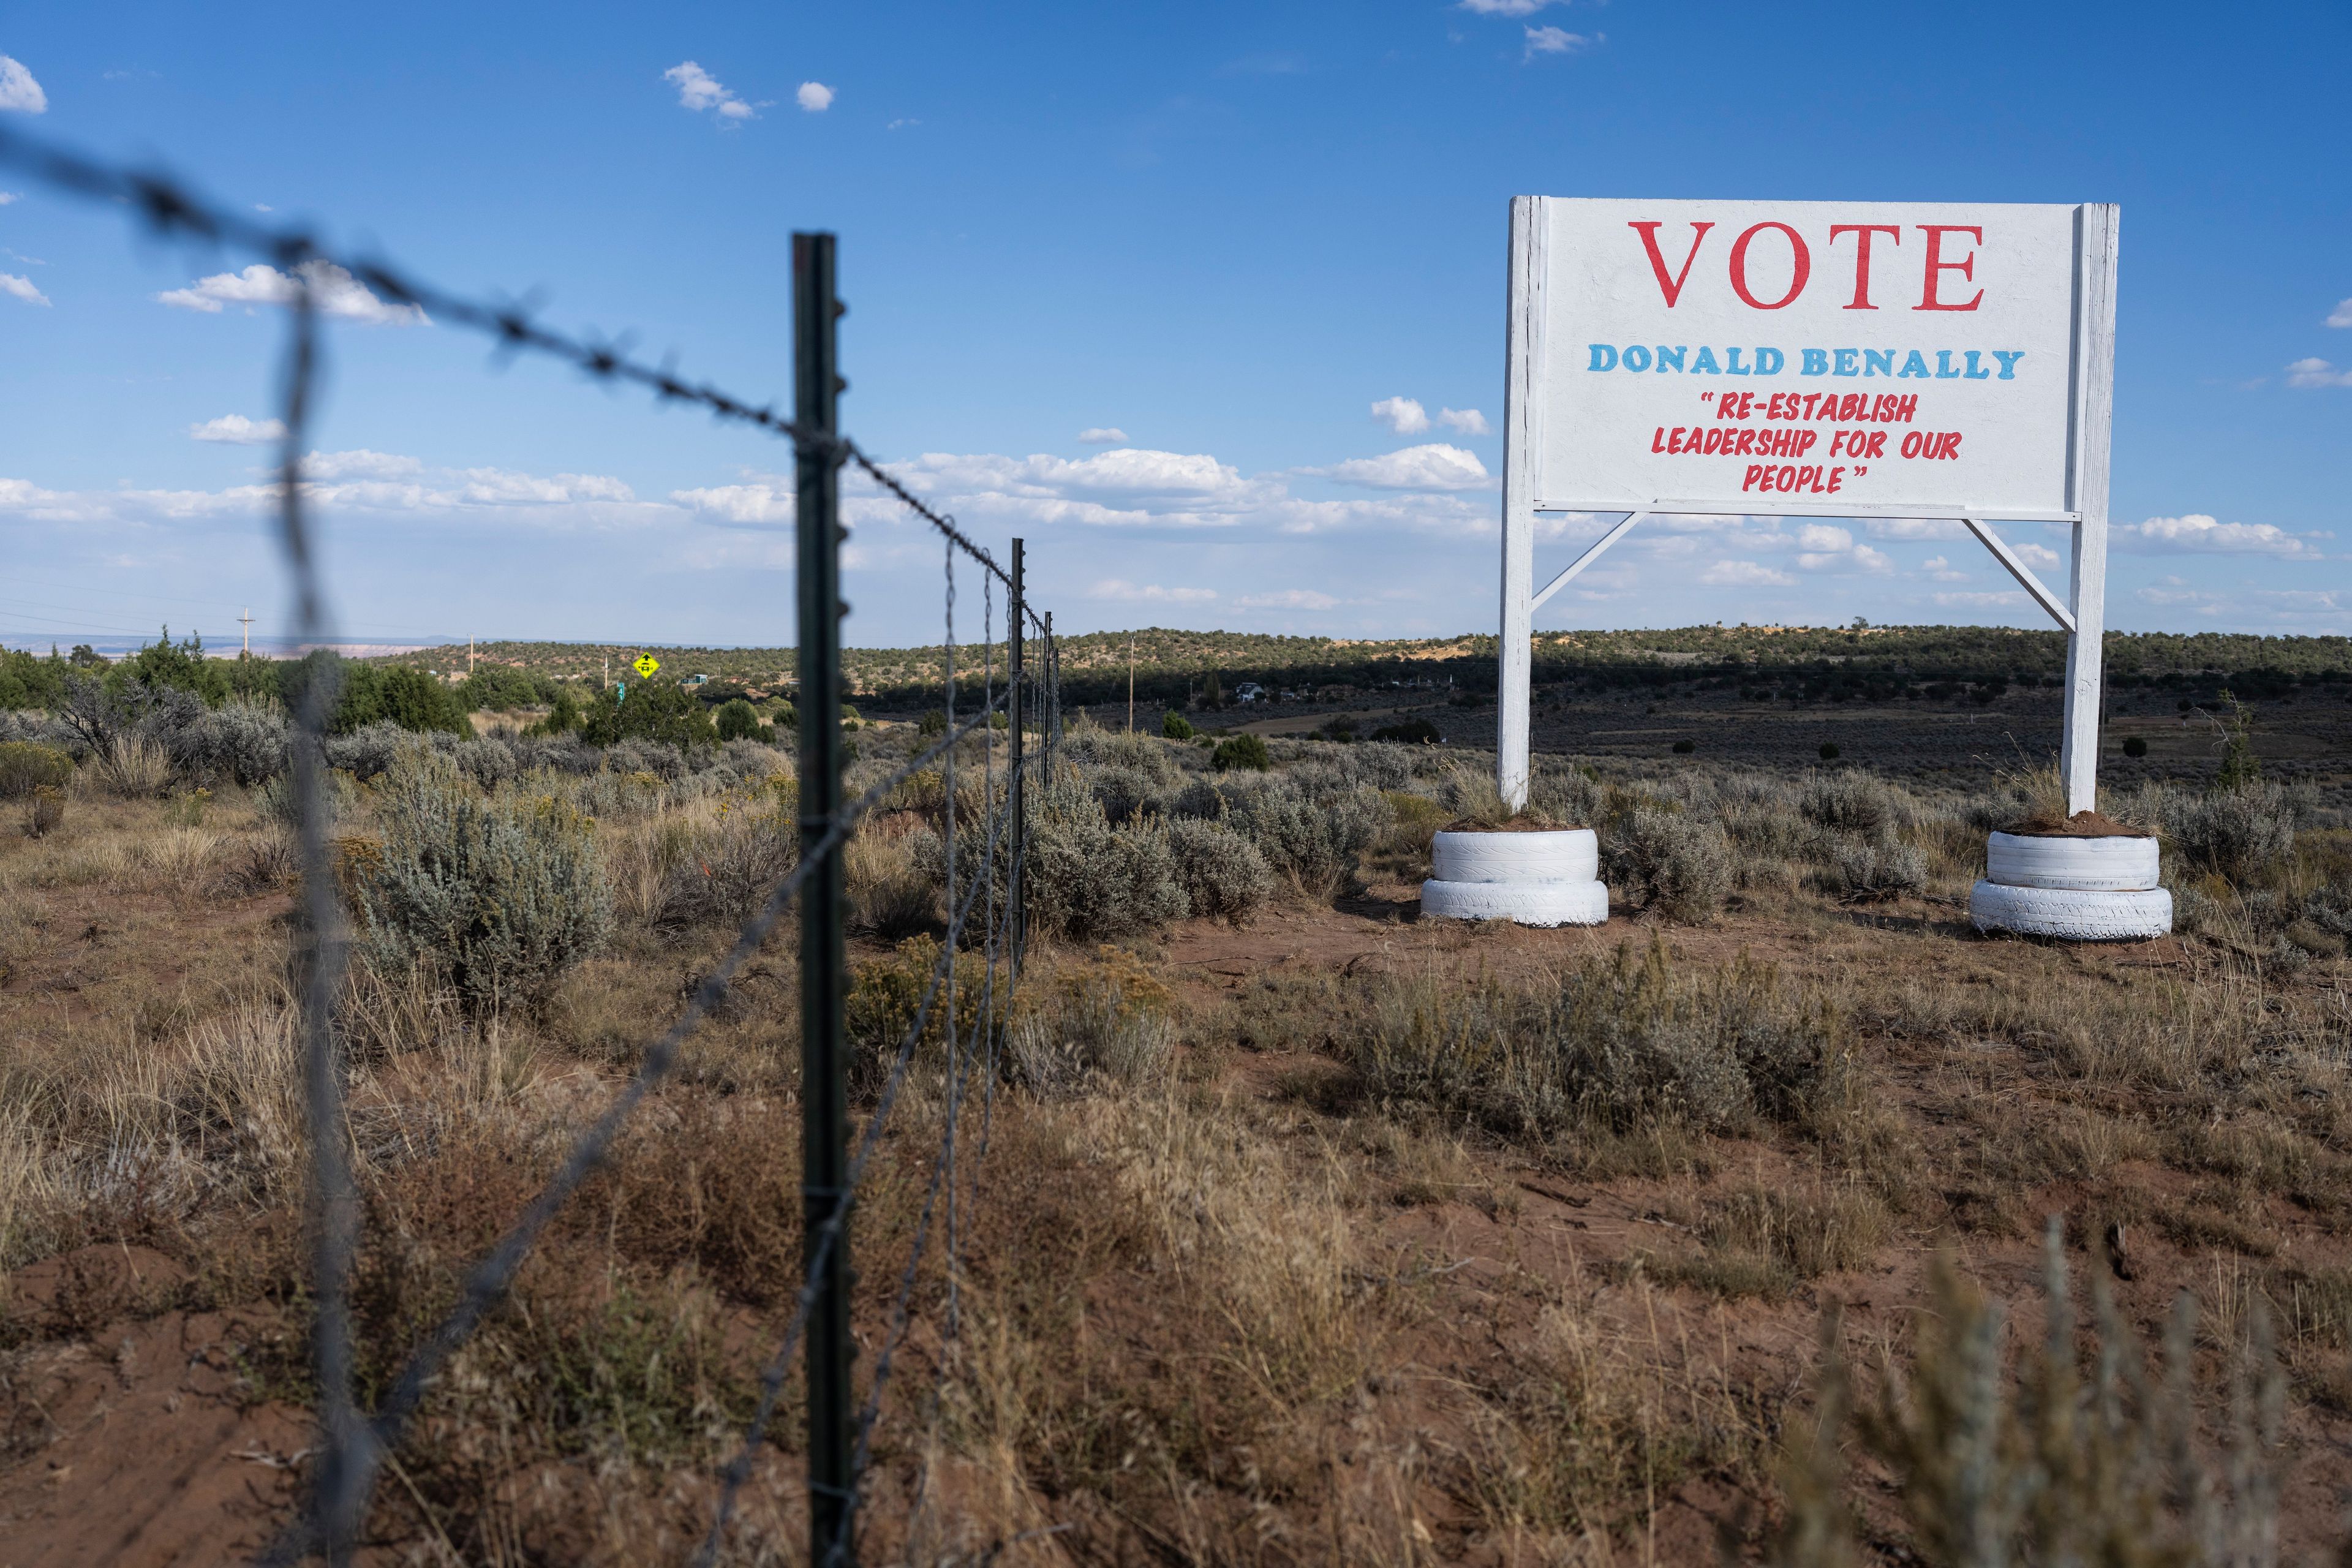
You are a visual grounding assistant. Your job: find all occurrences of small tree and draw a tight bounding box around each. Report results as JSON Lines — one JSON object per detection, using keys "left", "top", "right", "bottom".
{"left": 1202, "top": 671, "right": 1224, "bottom": 709}
{"left": 1161, "top": 710, "right": 1195, "bottom": 741}
{"left": 579, "top": 678, "right": 717, "bottom": 748}
{"left": 1212, "top": 733, "right": 1270, "bottom": 772}
{"left": 715, "top": 698, "right": 761, "bottom": 742}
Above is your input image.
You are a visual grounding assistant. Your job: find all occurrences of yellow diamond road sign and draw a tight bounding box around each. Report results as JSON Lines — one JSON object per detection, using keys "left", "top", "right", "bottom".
{"left": 633, "top": 655, "right": 660, "bottom": 679}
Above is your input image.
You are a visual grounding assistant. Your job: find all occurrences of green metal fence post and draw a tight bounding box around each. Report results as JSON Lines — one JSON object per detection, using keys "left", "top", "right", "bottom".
{"left": 792, "top": 230, "right": 854, "bottom": 1567}
{"left": 1008, "top": 538, "right": 1025, "bottom": 971}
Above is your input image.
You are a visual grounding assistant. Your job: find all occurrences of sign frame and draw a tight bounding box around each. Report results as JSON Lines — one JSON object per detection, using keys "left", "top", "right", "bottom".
{"left": 1496, "top": 195, "right": 2118, "bottom": 818}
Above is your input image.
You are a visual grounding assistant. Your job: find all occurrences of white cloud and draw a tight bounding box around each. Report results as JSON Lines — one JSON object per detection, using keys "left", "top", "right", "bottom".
{"left": 1311, "top": 443, "right": 1491, "bottom": 491}
{"left": 456, "top": 468, "right": 635, "bottom": 505}
{"left": 302, "top": 449, "right": 423, "bottom": 480}
{"left": 0, "top": 56, "right": 46, "bottom": 114}
{"left": 665, "top": 61, "right": 754, "bottom": 121}
{"left": 672, "top": 482, "right": 793, "bottom": 524}
{"left": 887, "top": 118, "right": 921, "bottom": 130}
{"left": 2013, "top": 541, "right": 2062, "bottom": 569}
{"left": 1702, "top": 560, "right": 1795, "bottom": 587}
{"left": 0, "top": 191, "right": 19, "bottom": 205}
{"left": 1237, "top": 589, "right": 1339, "bottom": 610}
{"left": 1922, "top": 555, "right": 1970, "bottom": 582}
{"left": 2120, "top": 513, "right": 2326, "bottom": 558}
{"left": 1460, "top": 0, "right": 1561, "bottom": 12}
{"left": 1370, "top": 396, "right": 1430, "bottom": 435}
{"left": 0, "top": 272, "right": 50, "bottom": 307}
{"left": 796, "top": 81, "right": 835, "bottom": 113}
{"left": 2285, "top": 357, "right": 2352, "bottom": 388}
{"left": 1076, "top": 427, "right": 1129, "bottom": 445}
{"left": 1525, "top": 26, "right": 1596, "bottom": 57}
{"left": 1936, "top": 590, "right": 2028, "bottom": 609}
{"left": 1863, "top": 517, "right": 1966, "bottom": 541}
{"left": 1091, "top": 579, "right": 1216, "bottom": 603}
{"left": 189, "top": 414, "right": 286, "bottom": 444}
{"left": 156, "top": 261, "right": 429, "bottom": 326}
{"left": 1796, "top": 524, "right": 1853, "bottom": 552}
{"left": 1436, "top": 407, "right": 1491, "bottom": 435}
{"left": 2328, "top": 298, "right": 2352, "bottom": 329}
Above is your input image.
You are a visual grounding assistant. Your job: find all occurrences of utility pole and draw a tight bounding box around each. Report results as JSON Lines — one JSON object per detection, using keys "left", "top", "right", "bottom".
{"left": 469, "top": 635, "right": 476, "bottom": 676}
{"left": 239, "top": 608, "right": 254, "bottom": 657}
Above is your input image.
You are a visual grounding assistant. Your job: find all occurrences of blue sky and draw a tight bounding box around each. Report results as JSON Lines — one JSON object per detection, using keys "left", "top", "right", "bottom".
{"left": 2, "top": 1, "right": 2346, "bottom": 652}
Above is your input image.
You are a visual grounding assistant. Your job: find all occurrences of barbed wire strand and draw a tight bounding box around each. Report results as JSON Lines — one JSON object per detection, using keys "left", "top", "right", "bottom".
{"left": 0, "top": 124, "right": 1045, "bottom": 630}
{"left": 0, "top": 123, "right": 1084, "bottom": 1567}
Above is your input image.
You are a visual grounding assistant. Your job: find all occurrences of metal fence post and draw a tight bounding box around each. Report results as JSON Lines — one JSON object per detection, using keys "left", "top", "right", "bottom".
{"left": 1042, "top": 610, "right": 1058, "bottom": 772}
{"left": 1007, "top": 539, "right": 1026, "bottom": 971}
{"left": 793, "top": 230, "right": 855, "bottom": 1567}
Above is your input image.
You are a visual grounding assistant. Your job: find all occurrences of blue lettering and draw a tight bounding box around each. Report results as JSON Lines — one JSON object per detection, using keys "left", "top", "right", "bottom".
{"left": 1898, "top": 349, "right": 1932, "bottom": 379}
{"left": 1725, "top": 347, "right": 1751, "bottom": 375}
{"left": 1834, "top": 348, "right": 1860, "bottom": 377}
{"left": 1992, "top": 350, "right": 2025, "bottom": 380}
{"left": 1693, "top": 345, "right": 1723, "bottom": 374}
{"left": 1656, "top": 345, "right": 1686, "bottom": 372}
{"left": 1622, "top": 344, "right": 1652, "bottom": 372}
{"left": 1963, "top": 350, "right": 1991, "bottom": 380}
{"left": 1588, "top": 343, "right": 1618, "bottom": 371}
{"left": 1755, "top": 347, "right": 1785, "bottom": 375}
{"left": 1801, "top": 348, "right": 1829, "bottom": 376}
{"left": 1935, "top": 350, "right": 1961, "bottom": 379}
{"left": 1864, "top": 349, "right": 1894, "bottom": 377}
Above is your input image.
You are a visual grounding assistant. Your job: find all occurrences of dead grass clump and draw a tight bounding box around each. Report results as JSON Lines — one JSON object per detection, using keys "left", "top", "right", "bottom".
{"left": 1352, "top": 938, "right": 1851, "bottom": 1157}
{"left": 846, "top": 827, "right": 938, "bottom": 941}
{"left": 1639, "top": 1181, "right": 1891, "bottom": 1300}
{"left": 1007, "top": 946, "right": 1176, "bottom": 1095}
{"left": 20, "top": 785, "right": 64, "bottom": 839}
{"left": 96, "top": 734, "right": 171, "bottom": 799}
{"left": 846, "top": 934, "right": 998, "bottom": 1095}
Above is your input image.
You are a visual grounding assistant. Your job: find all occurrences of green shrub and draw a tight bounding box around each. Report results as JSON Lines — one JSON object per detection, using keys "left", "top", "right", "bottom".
{"left": 1801, "top": 772, "right": 1894, "bottom": 835}
{"left": 1212, "top": 733, "right": 1270, "bottom": 772}
{"left": 1819, "top": 742, "right": 1841, "bottom": 761}
{"left": 2151, "top": 780, "right": 2296, "bottom": 883}
{"left": 2122, "top": 734, "right": 2149, "bottom": 759}
{"left": 1671, "top": 738, "right": 1695, "bottom": 755}
{"left": 1020, "top": 774, "right": 1186, "bottom": 940}
{"left": 1371, "top": 718, "right": 1441, "bottom": 744}
{"left": 579, "top": 678, "right": 717, "bottom": 748}
{"left": 714, "top": 698, "right": 761, "bottom": 742}
{"left": 1168, "top": 818, "right": 1272, "bottom": 924}
{"left": 0, "top": 741, "right": 72, "bottom": 799}
{"left": 845, "top": 934, "right": 994, "bottom": 1096}
{"left": 1607, "top": 808, "right": 1732, "bottom": 922}
{"left": 352, "top": 750, "right": 612, "bottom": 1013}
{"left": 1828, "top": 841, "right": 1926, "bottom": 902}
{"left": 1161, "top": 710, "right": 1195, "bottom": 741}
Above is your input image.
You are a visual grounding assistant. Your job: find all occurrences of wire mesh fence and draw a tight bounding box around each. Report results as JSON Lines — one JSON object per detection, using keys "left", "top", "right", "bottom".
{"left": 0, "top": 124, "right": 1057, "bottom": 1567}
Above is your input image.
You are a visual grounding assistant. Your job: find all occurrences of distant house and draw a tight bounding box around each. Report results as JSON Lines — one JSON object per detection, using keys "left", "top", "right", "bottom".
{"left": 682, "top": 673, "right": 709, "bottom": 687}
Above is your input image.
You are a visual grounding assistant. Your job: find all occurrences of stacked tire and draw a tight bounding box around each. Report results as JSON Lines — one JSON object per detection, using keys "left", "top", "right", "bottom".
{"left": 1421, "top": 828, "right": 1608, "bottom": 927}
{"left": 1968, "top": 830, "right": 2171, "bottom": 940}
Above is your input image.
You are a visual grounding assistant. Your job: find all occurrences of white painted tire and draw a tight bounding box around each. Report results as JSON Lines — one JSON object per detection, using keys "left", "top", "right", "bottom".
{"left": 1431, "top": 828, "right": 1599, "bottom": 886}
{"left": 1969, "top": 881, "right": 2172, "bottom": 941}
{"left": 1985, "top": 831, "right": 2159, "bottom": 892}
{"left": 1421, "top": 878, "right": 1610, "bottom": 927}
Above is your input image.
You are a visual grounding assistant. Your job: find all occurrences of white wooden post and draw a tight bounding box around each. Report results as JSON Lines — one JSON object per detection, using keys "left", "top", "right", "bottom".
{"left": 1498, "top": 195, "right": 1548, "bottom": 812}
{"left": 2059, "top": 205, "right": 2119, "bottom": 816}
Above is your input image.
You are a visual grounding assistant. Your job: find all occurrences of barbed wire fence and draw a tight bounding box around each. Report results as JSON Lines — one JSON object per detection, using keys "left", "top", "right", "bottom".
{"left": 0, "top": 125, "right": 1059, "bottom": 1567}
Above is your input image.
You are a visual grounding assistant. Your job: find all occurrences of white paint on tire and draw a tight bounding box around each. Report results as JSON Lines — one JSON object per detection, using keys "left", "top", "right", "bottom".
{"left": 1431, "top": 828, "right": 1599, "bottom": 885}
{"left": 1985, "top": 831, "right": 2158, "bottom": 892}
{"left": 1422, "top": 877, "right": 1610, "bottom": 927}
{"left": 1968, "top": 880, "right": 2172, "bottom": 940}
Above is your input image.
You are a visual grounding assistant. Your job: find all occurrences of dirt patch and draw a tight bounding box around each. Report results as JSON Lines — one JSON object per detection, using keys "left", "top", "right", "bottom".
{"left": 1438, "top": 818, "right": 1591, "bottom": 834}
{"left": 1997, "top": 809, "right": 2154, "bottom": 838}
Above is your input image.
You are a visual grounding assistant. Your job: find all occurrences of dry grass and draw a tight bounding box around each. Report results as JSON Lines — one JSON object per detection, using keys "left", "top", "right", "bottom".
{"left": 2, "top": 736, "right": 2349, "bottom": 1562}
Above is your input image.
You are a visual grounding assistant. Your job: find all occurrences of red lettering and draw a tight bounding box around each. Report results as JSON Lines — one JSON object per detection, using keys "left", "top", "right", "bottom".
{"left": 1827, "top": 466, "right": 1845, "bottom": 492}
{"left": 1900, "top": 431, "right": 1924, "bottom": 458}
{"left": 1828, "top": 224, "right": 1901, "bottom": 309}
{"left": 1667, "top": 426, "right": 1686, "bottom": 453}
{"left": 1728, "top": 222, "right": 1811, "bottom": 310}
{"left": 1777, "top": 465, "right": 1797, "bottom": 490}
{"left": 1894, "top": 394, "right": 1917, "bottom": 422}
{"left": 1652, "top": 426, "right": 1667, "bottom": 453}
{"left": 1863, "top": 431, "right": 1886, "bottom": 458}
{"left": 1718, "top": 396, "right": 1743, "bottom": 420}
{"left": 1795, "top": 429, "right": 1819, "bottom": 457}
{"left": 1836, "top": 393, "right": 1861, "bottom": 421}
{"left": 1735, "top": 429, "right": 1757, "bottom": 455}
{"left": 1741, "top": 464, "right": 1763, "bottom": 491}
{"left": 1628, "top": 221, "right": 1714, "bottom": 307}
{"left": 1943, "top": 431, "right": 1962, "bottom": 459}
{"left": 1700, "top": 428, "right": 1722, "bottom": 454}
{"left": 1916, "top": 225, "right": 1984, "bottom": 311}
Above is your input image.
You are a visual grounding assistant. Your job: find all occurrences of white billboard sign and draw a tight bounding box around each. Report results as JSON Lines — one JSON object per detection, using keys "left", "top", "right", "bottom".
{"left": 1520, "top": 198, "right": 2089, "bottom": 519}
{"left": 1498, "top": 195, "right": 2119, "bottom": 815}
